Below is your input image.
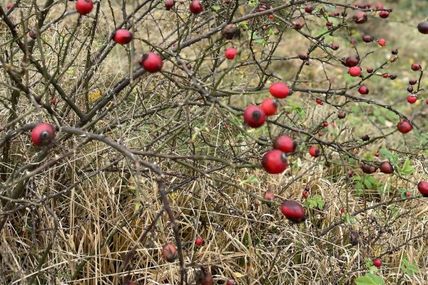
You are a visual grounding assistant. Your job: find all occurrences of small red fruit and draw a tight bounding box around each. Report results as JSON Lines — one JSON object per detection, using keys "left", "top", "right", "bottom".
{"left": 243, "top": 105, "right": 266, "bottom": 128}
{"left": 113, "top": 29, "right": 133, "bottom": 45}
{"left": 309, "top": 145, "right": 320, "bottom": 157}
{"left": 405, "top": 191, "right": 412, "bottom": 198}
{"left": 361, "top": 163, "right": 377, "bottom": 174}
{"left": 409, "top": 79, "right": 417, "bottom": 85}
{"left": 261, "top": 150, "right": 288, "bottom": 174}
{"left": 315, "top": 98, "right": 323, "bottom": 105}
{"left": 226, "top": 279, "right": 236, "bottom": 285}
{"left": 397, "top": 120, "right": 413, "bottom": 134}
{"left": 260, "top": 98, "right": 278, "bottom": 116}
{"left": 348, "top": 66, "right": 362, "bottom": 77}
{"left": 377, "top": 38, "right": 386, "bottom": 47}
{"left": 373, "top": 258, "right": 382, "bottom": 268}
{"left": 379, "top": 161, "right": 394, "bottom": 174}
{"left": 140, "top": 52, "right": 163, "bottom": 73}
{"left": 165, "top": 0, "right": 175, "bottom": 10}
{"left": 162, "top": 242, "right": 177, "bottom": 262}
{"left": 321, "top": 121, "right": 328, "bottom": 128}
{"left": 366, "top": 67, "right": 374, "bottom": 73}
{"left": 302, "top": 190, "right": 309, "bottom": 199}
{"left": 411, "top": 63, "right": 421, "bottom": 71}
{"left": 31, "top": 123, "right": 56, "bottom": 146}
{"left": 338, "top": 111, "right": 346, "bottom": 119}
{"left": 407, "top": 95, "right": 417, "bottom": 104}
{"left": 280, "top": 200, "right": 305, "bottom": 223}
{"left": 379, "top": 10, "right": 389, "bottom": 18}
{"left": 273, "top": 135, "right": 296, "bottom": 153}
{"left": 189, "top": 0, "right": 203, "bottom": 14}
{"left": 75, "top": 0, "right": 93, "bottom": 15}
{"left": 417, "top": 181, "right": 428, "bottom": 197}
{"left": 358, "top": 85, "right": 369, "bottom": 95}
{"left": 330, "top": 43, "right": 339, "bottom": 50}
{"left": 224, "top": 47, "right": 238, "bottom": 60}
{"left": 269, "top": 82, "right": 291, "bottom": 98}
{"left": 195, "top": 237, "right": 204, "bottom": 247}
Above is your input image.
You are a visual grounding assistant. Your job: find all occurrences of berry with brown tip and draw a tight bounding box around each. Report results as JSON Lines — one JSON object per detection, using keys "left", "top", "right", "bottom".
{"left": 140, "top": 52, "right": 163, "bottom": 73}
{"left": 362, "top": 34, "right": 374, "bottom": 42}
{"left": 260, "top": 98, "right": 278, "bottom": 116}
{"left": 243, "top": 105, "right": 266, "bottom": 128}
{"left": 273, "top": 135, "right": 296, "bottom": 153}
{"left": 222, "top": 24, "right": 239, "bottom": 39}
{"left": 343, "top": 55, "right": 360, "bottom": 67}
{"left": 379, "top": 10, "right": 389, "bottom": 18}
{"left": 261, "top": 150, "right": 288, "bottom": 174}
{"left": 280, "top": 200, "right": 305, "bottom": 223}
{"left": 411, "top": 63, "right": 421, "bottom": 71}
{"left": 304, "top": 5, "right": 314, "bottom": 14}
{"left": 31, "top": 123, "right": 56, "bottom": 146}
{"left": 353, "top": 11, "right": 367, "bottom": 24}
{"left": 309, "top": 145, "right": 320, "bottom": 157}
{"left": 361, "top": 163, "right": 377, "bottom": 174}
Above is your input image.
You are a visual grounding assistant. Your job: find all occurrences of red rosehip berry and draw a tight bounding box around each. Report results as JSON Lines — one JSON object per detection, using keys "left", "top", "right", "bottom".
{"left": 31, "top": 123, "right": 56, "bottom": 146}
{"left": 269, "top": 82, "right": 291, "bottom": 99}
{"left": 243, "top": 105, "right": 266, "bottom": 128}
{"left": 261, "top": 149, "right": 288, "bottom": 174}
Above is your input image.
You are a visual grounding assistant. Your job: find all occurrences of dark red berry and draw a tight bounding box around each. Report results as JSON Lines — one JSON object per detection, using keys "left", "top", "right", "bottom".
{"left": 165, "top": 0, "right": 175, "bottom": 10}
{"left": 411, "top": 63, "right": 422, "bottom": 71}
{"left": 140, "top": 52, "right": 163, "bottom": 73}
{"left": 280, "top": 200, "right": 305, "bottom": 223}
{"left": 260, "top": 98, "right": 278, "bottom": 116}
{"left": 417, "top": 22, "right": 428, "bottom": 34}
{"left": 189, "top": 0, "right": 203, "bottom": 14}
{"left": 261, "top": 150, "right": 288, "bottom": 174}
{"left": 309, "top": 145, "right": 320, "bottom": 157}
{"left": 362, "top": 34, "right": 374, "bottom": 42}
{"left": 353, "top": 11, "right": 367, "bottom": 24}
{"left": 358, "top": 85, "right": 369, "bottom": 95}
{"left": 397, "top": 120, "right": 413, "bottom": 134}
{"left": 417, "top": 181, "right": 428, "bottom": 197}
{"left": 343, "top": 55, "right": 360, "bottom": 67}
{"left": 379, "top": 161, "right": 394, "bottom": 174}
{"left": 373, "top": 258, "right": 382, "bottom": 268}
{"left": 113, "top": 29, "right": 133, "bottom": 45}
{"left": 162, "top": 242, "right": 177, "bottom": 262}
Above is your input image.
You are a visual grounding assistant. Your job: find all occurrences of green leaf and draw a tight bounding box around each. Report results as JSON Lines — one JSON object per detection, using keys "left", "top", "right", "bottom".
{"left": 399, "top": 159, "right": 414, "bottom": 176}
{"left": 211, "top": 4, "right": 221, "bottom": 12}
{"left": 355, "top": 273, "right": 384, "bottom": 285}
{"left": 379, "top": 147, "right": 398, "bottom": 165}
{"left": 400, "top": 257, "right": 419, "bottom": 276}
{"left": 305, "top": 194, "right": 325, "bottom": 209}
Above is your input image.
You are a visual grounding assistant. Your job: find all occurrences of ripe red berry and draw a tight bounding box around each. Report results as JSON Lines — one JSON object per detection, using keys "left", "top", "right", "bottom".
{"left": 379, "top": 161, "right": 394, "bottom": 174}
{"left": 113, "top": 29, "right": 133, "bottom": 45}
{"left": 348, "top": 66, "right": 362, "bottom": 77}
{"left": 343, "top": 55, "right": 360, "bottom": 67}
{"left": 353, "top": 11, "right": 367, "bottom": 24}
{"left": 140, "top": 52, "right": 163, "bottom": 73}
{"left": 382, "top": 73, "right": 390, "bottom": 78}
{"left": 417, "top": 22, "right": 428, "bottom": 34}
{"left": 417, "top": 181, "right": 428, "bottom": 197}
{"left": 309, "top": 145, "right": 320, "bottom": 157}
{"left": 224, "top": 47, "right": 238, "bottom": 60}
{"left": 293, "top": 19, "right": 305, "bottom": 30}
{"left": 411, "top": 63, "right": 422, "bottom": 71}
{"left": 405, "top": 191, "right": 412, "bottom": 198}
{"left": 31, "top": 123, "right": 56, "bottom": 146}
{"left": 189, "top": 0, "right": 203, "bottom": 14}
{"left": 373, "top": 258, "right": 382, "bottom": 268}
{"left": 263, "top": 190, "right": 275, "bottom": 201}
{"left": 164, "top": 0, "right": 175, "bottom": 10}
{"left": 273, "top": 135, "right": 296, "bottom": 153}
{"left": 243, "top": 105, "right": 266, "bottom": 128}
{"left": 162, "top": 242, "right": 177, "bottom": 262}
{"left": 269, "top": 82, "right": 291, "bottom": 98}
{"left": 377, "top": 38, "right": 386, "bottom": 47}
{"left": 302, "top": 190, "right": 309, "bottom": 199}
{"left": 379, "top": 10, "right": 389, "bottom": 18}
{"left": 358, "top": 85, "right": 369, "bottom": 95}
{"left": 260, "top": 98, "right": 278, "bottom": 116}
{"left": 261, "top": 149, "right": 288, "bottom": 174}
{"left": 280, "top": 200, "right": 305, "bottom": 223}
{"left": 397, "top": 120, "right": 413, "bottom": 134}
{"left": 75, "top": 0, "right": 93, "bottom": 15}
{"left": 407, "top": 95, "right": 417, "bottom": 104}
{"left": 195, "top": 237, "right": 204, "bottom": 247}
{"left": 321, "top": 121, "right": 328, "bottom": 128}
{"left": 409, "top": 79, "right": 417, "bottom": 85}
{"left": 362, "top": 34, "right": 374, "bottom": 42}
{"left": 226, "top": 279, "right": 236, "bottom": 285}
